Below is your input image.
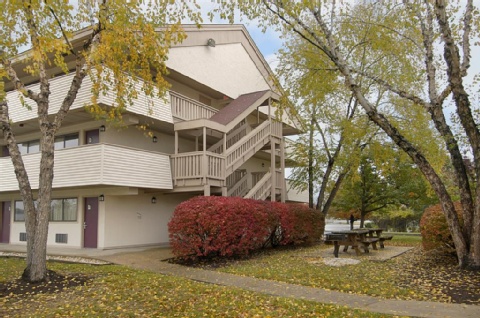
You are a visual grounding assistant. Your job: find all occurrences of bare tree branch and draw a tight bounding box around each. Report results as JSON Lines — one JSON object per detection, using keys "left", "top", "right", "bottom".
{"left": 1, "top": 59, "right": 39, "bottom": 102}
{"left": 460, "top": 0, "right": 473, "bottom": 76}
{"left": 350, "top": 67, "right": 430, "bottom": 109}
{"left": 45, "top": 1, "right": 77, "bottom": 57}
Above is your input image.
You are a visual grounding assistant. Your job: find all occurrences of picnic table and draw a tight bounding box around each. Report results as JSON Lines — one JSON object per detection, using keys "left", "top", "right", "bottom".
{"left": 324, "top": 229, "right": 373, "bottom": 257}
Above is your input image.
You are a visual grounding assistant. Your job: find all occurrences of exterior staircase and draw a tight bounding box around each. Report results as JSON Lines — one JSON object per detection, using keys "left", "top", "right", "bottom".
{"left": 170, "top": 90, "right": 285, "bottom": 201}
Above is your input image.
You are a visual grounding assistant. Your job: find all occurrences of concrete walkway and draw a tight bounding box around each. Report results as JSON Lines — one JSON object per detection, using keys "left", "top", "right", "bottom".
{"left": 2, "top": 244, "right": 480, "bottom": 318}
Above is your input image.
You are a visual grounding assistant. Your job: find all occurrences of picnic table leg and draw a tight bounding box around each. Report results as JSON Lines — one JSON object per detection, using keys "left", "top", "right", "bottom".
{"left": 380, "top": 241, "right": 385, "bottom": 249}
{"left": 372, "top": 242, "right": 378, "bottom": 250}
{"left": 343, "top": 245, "right": 348, "bottom": 252}
{"left": 353, "top": 245, "right": 362, "bottom": 256}
{"left": 361, "top": 243, "right": 369, "bottom": 253}
{"left": 333, "top": 242, "right": 340, "bottom": 258}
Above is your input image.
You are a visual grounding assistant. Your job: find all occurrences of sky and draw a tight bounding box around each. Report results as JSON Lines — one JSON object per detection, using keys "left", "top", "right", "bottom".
{"left": 195, "top": 1, "right": 479, "bottom": 99}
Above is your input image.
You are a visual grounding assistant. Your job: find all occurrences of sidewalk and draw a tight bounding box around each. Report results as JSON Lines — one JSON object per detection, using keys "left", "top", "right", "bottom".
{"left": 2, "top": 244, "right": 480, "bottom": 318}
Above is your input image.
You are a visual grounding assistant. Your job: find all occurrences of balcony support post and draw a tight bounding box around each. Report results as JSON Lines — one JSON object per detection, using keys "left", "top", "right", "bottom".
{"left": 174, "top": 131, "right": 178, "bottom": 154}
{"left": 270, "top": 136, "right": 276, "bottom": 202}
{"left": 280, "top": 138, "right": 286, "bottom": 203}
{"left": 202, "top": 126, "right": 207, "bottom": 186}
{"left": 203, "top": 184, "right": 210, "bottom": 196}
{"left": 223, "top": 132, "right": 227, "bottom": 154}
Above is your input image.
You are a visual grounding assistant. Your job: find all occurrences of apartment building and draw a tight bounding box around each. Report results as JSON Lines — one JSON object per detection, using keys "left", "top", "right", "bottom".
{"left": 0, "top": 25, "right": 302, "bottom": 249}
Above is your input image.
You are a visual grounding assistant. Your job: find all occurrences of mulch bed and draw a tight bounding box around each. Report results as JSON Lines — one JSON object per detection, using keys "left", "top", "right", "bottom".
{"left": 0, "top": 269, "right": 90, "bottom": 298}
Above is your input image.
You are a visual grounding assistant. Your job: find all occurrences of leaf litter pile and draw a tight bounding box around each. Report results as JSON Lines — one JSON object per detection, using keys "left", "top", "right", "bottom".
{"left": 394, "top": 248, "right": 480, "bottom": 304}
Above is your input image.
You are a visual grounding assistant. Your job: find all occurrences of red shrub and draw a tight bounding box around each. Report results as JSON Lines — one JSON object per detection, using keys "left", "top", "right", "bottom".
{"left": 168, "top": 196, "right": 275, "bottom": 259}
{"left": 286, "top": 204, "right": 325, "bottom": 245}
{"left": 169, "top": 197, "right": 325, "bottom": 260}
{"left": 420, "top": 202, "right": 463, "bottom": 252}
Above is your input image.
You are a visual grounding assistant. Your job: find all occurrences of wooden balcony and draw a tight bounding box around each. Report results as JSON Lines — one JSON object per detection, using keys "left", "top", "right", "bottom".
{"left": 170, "top": 91, "right": 218, "bottom": 121}
{"left": 171, "top": 151, "right": 225, "bottom": 187}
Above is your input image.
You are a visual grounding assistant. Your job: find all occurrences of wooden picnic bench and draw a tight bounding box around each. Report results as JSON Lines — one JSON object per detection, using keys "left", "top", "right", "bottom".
{"left": 378, "top": 235, "right": 393, "bottom": 248}
{"left": 359, "top": 228, "right": 394, "bottom": 249}
{"left": 361, "top": 237, "right": 379, "bottom": 250}
{"left": 324, "top": 230, "right": 371, "bottom": 257}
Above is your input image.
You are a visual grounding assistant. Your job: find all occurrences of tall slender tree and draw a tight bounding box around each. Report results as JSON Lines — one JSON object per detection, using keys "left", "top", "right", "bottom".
{"left": 0, "top": 0, "right": 198, "bottom": 282}
{"left": 277, "top": 22, "right": 375, "bottom": 214}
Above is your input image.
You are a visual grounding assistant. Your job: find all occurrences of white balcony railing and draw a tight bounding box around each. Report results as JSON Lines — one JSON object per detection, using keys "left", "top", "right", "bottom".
{"left": 170, "top": 91, "right": 218, "bottom": 121}
{"left": 171, "top": 151, "right": 225, "bottom": 186}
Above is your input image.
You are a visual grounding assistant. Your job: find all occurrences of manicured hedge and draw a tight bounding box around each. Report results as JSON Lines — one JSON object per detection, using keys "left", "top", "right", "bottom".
{"left": 168, "top": 196, "right": 325, "bottom": 260}
{"left": 420, "top": 202, "right": 463, "bottom": 252}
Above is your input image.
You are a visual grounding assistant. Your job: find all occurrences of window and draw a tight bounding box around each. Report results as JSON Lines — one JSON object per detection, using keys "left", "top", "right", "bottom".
{"left": 55, "top": 134, "right": 79, "bottom": 150}
{"left": 19, "top": 140, "right": 40, "bottom": 155}
{"left": 14, "top": 201, "right": 25, "bottom": 222}
{"left": 15, "top": 133, "right": 79, "bottom": 155}
{"left": 50, "top": 198, "right": 77, "bottom": 222}
{"left": 14, "top": 198, "right": 77, "bottom": 222}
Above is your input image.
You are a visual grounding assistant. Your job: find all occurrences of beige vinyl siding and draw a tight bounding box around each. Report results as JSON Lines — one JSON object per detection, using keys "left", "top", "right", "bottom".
{"left": 6, "top": 72, "right": 173, "bottom": 124}
{"left": 101, "top": 145, "right": 172, "bottom": 189}
{"left": 99, "top": 78, "right": 172, "bottom": 124}
{"left": 0, "top": 144, "right": 173, "bottom": 191}
{"left": 6, "top": 74, "right": 93, "bottom": 123}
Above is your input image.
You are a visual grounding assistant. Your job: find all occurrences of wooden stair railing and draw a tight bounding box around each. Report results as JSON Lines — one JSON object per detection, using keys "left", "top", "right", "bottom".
{"left": 227, "top": 169, "right": 248, "bottom": 197}
{"left": 225, "top": 120, "right": 271, "bottom": 175}
{"left": 208, "top": 120, "right": 248, "bottom": 154}
{"left": 244, "top": 171, "right": 272, "bottom": 200}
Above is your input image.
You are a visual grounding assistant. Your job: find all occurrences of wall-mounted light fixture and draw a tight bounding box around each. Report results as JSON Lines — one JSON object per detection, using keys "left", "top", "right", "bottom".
{"left": 151, "top": 196, "right": 157, "bottom": 204}
{"left": 207, "top": 38, "right": 216, "bottom": 47}
{"left": 99, "top": 194, "right": 105, "bottom": 202}
{"left": 261, "top": 162, "right": 265, "bottom": 168}
{"left": 100, "top": 125, "right": 106, "bottom": 132}
{"left": 152, "top": 136, "right": 158, "bottom": 143}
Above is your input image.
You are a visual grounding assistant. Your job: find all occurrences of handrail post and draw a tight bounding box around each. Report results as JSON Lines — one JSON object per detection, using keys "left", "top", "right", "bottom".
{"left": 203, "top": 126, "right": 207, "bottom": 187}
{"left": 280, "top": 137, "right": 286, "bottom": 202}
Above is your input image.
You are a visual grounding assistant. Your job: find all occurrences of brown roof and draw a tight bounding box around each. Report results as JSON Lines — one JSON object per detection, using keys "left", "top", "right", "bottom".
{"left": 209, "top": 90, "right": 270, "bottom": 125}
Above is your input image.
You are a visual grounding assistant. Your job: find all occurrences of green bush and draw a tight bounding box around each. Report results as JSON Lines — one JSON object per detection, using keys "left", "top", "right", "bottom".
{"left": 420, "top": 202, "right": 463, "bottom": 252}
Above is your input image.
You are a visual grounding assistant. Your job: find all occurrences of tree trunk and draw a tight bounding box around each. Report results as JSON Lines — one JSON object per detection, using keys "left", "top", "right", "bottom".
{"left": 434, "top": 0, "right": 480, "bottom": 268}
{"left": 22, "top": 137, "right": 54, "bottom": 282}
{"left": 308, "top": 117, "right": 314, "bottom": 209}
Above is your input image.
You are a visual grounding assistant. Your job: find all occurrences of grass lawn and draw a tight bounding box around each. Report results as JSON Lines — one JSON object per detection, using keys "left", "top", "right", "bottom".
{"left": 1, "top": 257, "right": 391, "bottom": 318}
{"left": 217, "top": 246, "right": 422, "bottom": 300}
{"left": 216, "top": 235, "right": 479, "bottom": 304}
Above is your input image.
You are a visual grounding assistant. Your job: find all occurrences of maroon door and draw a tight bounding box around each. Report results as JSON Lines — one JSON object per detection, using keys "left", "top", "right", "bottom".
{"left": 85, "top": 129, "right": 99, "bottom": 145}
{"left": 84, "top": 197, "right": 99, "bottom": 248}
{"left": 1, "top": 202, "right": 11, "bottom": 243}
{"left": 1, "top": 146, "right": 9, "bottom": 157}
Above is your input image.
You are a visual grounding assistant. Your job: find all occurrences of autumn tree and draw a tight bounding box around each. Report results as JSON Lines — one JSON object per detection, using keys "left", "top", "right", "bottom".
{"left": 334, "top": 144, "right": 439, "bottom": 228}
{"left": 277, "top": 18, "right": 378, "bottom": 214}
{"left": 0, "top": 0, "right": 198, "bottom": 282}
{"left": 215, "top": 0, "right": 480, "bottom": 268}
{"left": 334, "top": 150, "right": 393, "bottom": 228}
